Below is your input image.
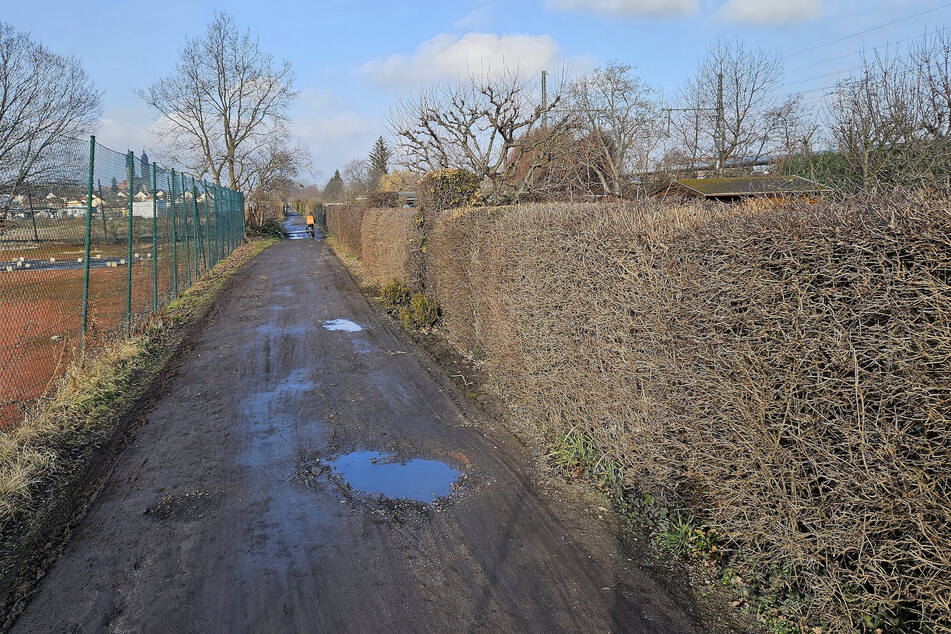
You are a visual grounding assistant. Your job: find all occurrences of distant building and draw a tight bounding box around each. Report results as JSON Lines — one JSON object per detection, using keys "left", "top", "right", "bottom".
{"left": 397, "top": 191, "right": 418, "bottom": 208}
{"left": 132, "top": 200, "right": 168, "bottom": 217}
{"left": 654, "top": 175, "right": 829, "bottom": 201}
{"left": 57, "top": 206, "right": 99, "bottom": 218}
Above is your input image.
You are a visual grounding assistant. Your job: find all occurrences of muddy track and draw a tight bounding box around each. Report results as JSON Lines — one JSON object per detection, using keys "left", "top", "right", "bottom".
{"left": 11, "top": 218, "right": 737, "bottom": 633}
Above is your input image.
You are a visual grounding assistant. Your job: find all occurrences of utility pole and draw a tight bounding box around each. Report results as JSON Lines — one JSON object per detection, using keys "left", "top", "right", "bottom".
{"left": 715, "top": 71, "right": 725, "bottom": 176}
{"left": 541, "top": 70, "right": 548, "bottom": 128}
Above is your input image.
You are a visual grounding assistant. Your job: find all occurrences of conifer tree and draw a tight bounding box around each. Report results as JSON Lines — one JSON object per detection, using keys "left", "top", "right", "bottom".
{"left": 367, "top": 137, "right": 391, "bottom": 189}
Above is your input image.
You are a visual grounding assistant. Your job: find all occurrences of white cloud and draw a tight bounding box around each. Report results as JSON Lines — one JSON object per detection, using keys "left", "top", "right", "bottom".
{"left": 290, "top": 91, "right": 376, "bottom": 179}
{"left": 454, "top": 4, "right": 493, "bottom": 30}
{"left": 546, "top": 0, "right": 699, "bottom": 17}
{"left": 722, "top": 0, "right": 823, "bottom": 24}
{"left": 294, "top": 111, "right": 371, "bottom": 145}
{"left": 96, "top": 106, "right": 157, "bottom": 154}
{"left": 360, "top": 32, "right": 561, "bottom": 87}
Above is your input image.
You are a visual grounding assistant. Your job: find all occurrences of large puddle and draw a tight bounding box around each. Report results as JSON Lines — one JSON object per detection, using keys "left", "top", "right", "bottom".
{"left": 322, "top": 319, "right": 362, "bottom": 332}
{"left": 328, "top": 451, "right": 460, "bottom": 503}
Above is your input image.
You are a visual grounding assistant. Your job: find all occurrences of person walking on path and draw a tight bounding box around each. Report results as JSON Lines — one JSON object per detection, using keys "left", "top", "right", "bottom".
{"left": 305, "top": 213, "right": 316, "bottom": 238}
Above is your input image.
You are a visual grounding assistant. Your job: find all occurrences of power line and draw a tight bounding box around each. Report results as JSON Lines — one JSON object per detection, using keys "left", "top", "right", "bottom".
{"left": 782, "top": 2, "right": 951, "bottom": 59}
{"left": 785, "top": 25, "right": 949, "bottom": 73}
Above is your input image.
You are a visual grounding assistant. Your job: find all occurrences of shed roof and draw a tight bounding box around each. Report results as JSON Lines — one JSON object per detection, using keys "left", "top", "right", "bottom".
{"left": 665, "top": 175, "right": 829, "bottom": 198}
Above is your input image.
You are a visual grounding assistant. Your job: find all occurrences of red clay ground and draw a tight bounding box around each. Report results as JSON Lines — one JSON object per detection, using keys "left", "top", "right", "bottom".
{"left": 0, "top": 245, "right": 206, "bottom": 427}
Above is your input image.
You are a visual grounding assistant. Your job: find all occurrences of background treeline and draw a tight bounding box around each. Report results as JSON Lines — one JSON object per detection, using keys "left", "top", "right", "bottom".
{"left": 308, "top": 33, "right": 951, "bottom": 209}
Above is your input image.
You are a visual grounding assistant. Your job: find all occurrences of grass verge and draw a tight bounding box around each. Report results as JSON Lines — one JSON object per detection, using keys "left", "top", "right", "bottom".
{"left": 0, "top": 237, "right": 277, "bottom": 629}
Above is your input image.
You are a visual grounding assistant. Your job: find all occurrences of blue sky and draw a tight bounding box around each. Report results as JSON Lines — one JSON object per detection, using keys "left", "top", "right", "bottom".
{"left": 4, "top": 0, "right": 949, "bottom": 182}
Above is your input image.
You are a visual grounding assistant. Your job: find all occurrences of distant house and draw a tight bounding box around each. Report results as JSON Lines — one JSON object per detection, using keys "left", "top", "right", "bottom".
{"left": 655, "top": 175, "right": 829, "bottom": 201}
{"left": 134, "top": 191, "right": 149, "bottom": 201}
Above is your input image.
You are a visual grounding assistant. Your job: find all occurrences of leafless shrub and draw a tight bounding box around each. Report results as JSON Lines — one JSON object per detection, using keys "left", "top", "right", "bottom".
{"left": 421, "top": 198, "right": 951, "bottom": 630}
{"left": 360, "top": 208, "right": 419, "bottom": 287}
{"left": 324, "top": 204, "right": 365, "bottom": 256}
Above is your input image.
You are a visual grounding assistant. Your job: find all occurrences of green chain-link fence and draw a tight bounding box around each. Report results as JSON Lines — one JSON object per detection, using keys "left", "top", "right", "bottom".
{"left": 0, "top": 136, "right": 245, "bottom": 427}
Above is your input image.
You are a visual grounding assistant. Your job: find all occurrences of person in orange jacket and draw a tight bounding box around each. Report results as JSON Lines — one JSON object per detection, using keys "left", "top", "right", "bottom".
{"left": 305, "top": 213, "right": 315, "bottom": 238}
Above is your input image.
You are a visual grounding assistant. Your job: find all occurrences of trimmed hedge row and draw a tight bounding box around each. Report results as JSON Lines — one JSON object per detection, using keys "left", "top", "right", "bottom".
{"left": 328, "top": 194, "right": 951, "bottom": 631}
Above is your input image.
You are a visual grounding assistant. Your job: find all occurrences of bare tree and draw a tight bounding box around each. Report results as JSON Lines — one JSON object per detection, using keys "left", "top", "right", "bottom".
{"left": 0, "top": 22, "right": 100, "bottom": 222}
{"left": 341, "top": 159, "right": 370, "bottom": 200}
{"left": 140, "top": 12, "right": 295, "bottom": 192}
{"left": 388, "top": 69, "right": 572, "bottom": 204}
{"left": 245, "top": 138, "right": 307, "bottom": 226}
{"left": 567, "top": 63, "right": 664, "bottom": 198}
{"left": 674, "top": 38, "right": 803, "bottom": 173}
{"left": 827, "top": 32, "right": 951, "bottom": 193}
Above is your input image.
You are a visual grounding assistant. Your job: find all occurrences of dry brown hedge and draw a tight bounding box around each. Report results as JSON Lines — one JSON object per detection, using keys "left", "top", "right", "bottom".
{"left": 360, "top": 208, "right": 420, "bottom": 287}
{"left": 325, "top": 204, "right": 365, "bottom": 256}
{"left": 422, "top": 199, "right": 951, "bottom": 631}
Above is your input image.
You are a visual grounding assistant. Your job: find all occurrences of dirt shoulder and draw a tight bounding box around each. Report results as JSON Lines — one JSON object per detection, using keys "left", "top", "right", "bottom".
{"left": 0, "top": 238, "right": 277, "bottom": 630}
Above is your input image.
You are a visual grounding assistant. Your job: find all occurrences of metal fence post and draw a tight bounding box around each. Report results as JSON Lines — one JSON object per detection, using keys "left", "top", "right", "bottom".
{"left": 181, "top": 172, "right": 191, "bottom": 287}
{"left": 234, "top": 190, "right": 240, "bottom": 249}
{"left": 151, "top": 163, "right": 158, "bottom": 313}
{"left": 235, "top": 192, "right": 244, "bottom": 244}
{"left": 125, "top": 151, "right": 134, "bottom": 335}
{"left": 80, "top": 136, "right": 96, "bottom": 354}
{"left": 170, "top": 169, "right": 178, "bottom": 298}
{"left": 214, "top": 184, "right": 221, "bottom": 262}
{"left": 203, "top": 181, "right": 215, "bottom": 268}
{"left": 225, "top": 188, "right": 232, "bottom": 253}
{"left": 191, "top": 178, "right": 202, "bottom": 277}
{"left": 231, "top": 189, "right": 237, "bottom": 250}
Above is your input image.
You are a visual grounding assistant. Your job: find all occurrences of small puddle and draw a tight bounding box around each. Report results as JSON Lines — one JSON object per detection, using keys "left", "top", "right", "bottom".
{"left": 322, "top": 319, "right": 362, "bottom": 332}
{"left": 328, "top": 451, "right": 460, "bottom": 503}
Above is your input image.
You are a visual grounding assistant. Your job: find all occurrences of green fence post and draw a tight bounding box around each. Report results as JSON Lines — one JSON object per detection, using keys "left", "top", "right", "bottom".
{"left": 203, "top": 181, "right": 215, "bottom": 267}
{"left": 191, "top": 178, "right": 202, "bottom": 277}
{"left": 170, "top": 169, "right": 178, "bottom": 298}
{"left": 214, "top": 184, "right": 222, "bottom": 261}
{"left": 225, "top": 188, "right": 232, "bottom": 253}
{"left": 230, "top": 189, "right": 236, "bottom": 252}
{"left": 151, "top": 163, "right": 158, "bottom": 313}
{"left": 80, "top": 136, "right": 96, "bottom": 354}
{"left": 181, "top": 172, "right": 191, "bottom": 288}
{"left": 125, "top": 151, "right": 134, "bottom": 335}
{"left": 234, "top": 190, "right": 240, "bottom": 249}
{"left": 235, "top": 192, "right": 244, "bottom": 244}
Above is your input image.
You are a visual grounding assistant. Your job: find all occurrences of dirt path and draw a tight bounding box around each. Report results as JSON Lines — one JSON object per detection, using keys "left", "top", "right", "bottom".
{"left": 12, "top": 217, "right": 726, "bottom": 633}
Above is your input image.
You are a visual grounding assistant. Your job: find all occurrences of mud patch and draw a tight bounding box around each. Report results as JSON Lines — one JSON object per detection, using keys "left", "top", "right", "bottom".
{"left": 326, "top": 451, "right": 460, "bottom": 503}
{"left": 144, "top": 489, "right": 222, "bottom": 522}
{"left": 322, "top": 319, "right": 362, "bottom": 332}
